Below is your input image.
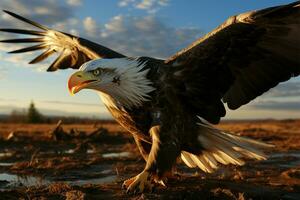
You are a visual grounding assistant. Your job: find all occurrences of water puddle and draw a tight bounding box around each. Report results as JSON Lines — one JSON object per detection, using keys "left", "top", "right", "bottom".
{"left": 0, "top": 168, "right": 118, "bottom": 189}
{"left": 64, "top": 149, "right": 75, "bottom": 154}
{"left": 0, "top": 173, "right": 49, "bottom": 188}
{"left": 102, "top": 152, "right": 131, "bottom": 158}
{"left": 0, "top": 162, "right": 14, "bottom": 167}
{"left": 0, "top": 152, "right": 14, "bottom": 157}
{"left": 278, "top": 160, "right": 300, "bottom": 168}
{"left": 64, "top": 149, "right": 96, "bottom": 154}
{"left": 100, "top": 169, "right": 113, "bottom": 174}
{"left": 67, "top": 175, "right": 117, "bottom": 186}
{"left": 87, "top": 149, "right": 96, "bottom": 154}
{"left": 270, "top": 151, "right": 300, "bottom": 158}
{"left": 264, "top": 151, "right": 300, "bottom": 168}
{"left": 56, "top": 149, "right": 131, "bottom": 157}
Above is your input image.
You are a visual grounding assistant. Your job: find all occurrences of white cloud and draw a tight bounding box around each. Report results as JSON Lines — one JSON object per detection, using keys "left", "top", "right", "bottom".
{"left": 0, "top": 50, "right": 36, "bottom": 66}
{"left": 104, "top": 15, "right": 124, "bottom": 33}
{"left": 96, "top": 15, "right": 202, "bottom": 58}
{"left": 70, "top": 29, "right": 79, "bottom": 36}
{"left": 34, "top": 6, "right": 52, "bottom": 15}
{"left": 118, "top": 0, "right": 135, "bottom": 7}
{"left": 1, "top": 10, "right": 202, "bottom": 63}
{"left": 250, "top": 100, "right": 300, "bottom": 111}
{"left": 83, "top": 17, "right": 98, "bottom": 37}
{"left": 157, "top": 0, "right": 168, "bottom": 6}
{"left": 66, "top": 0, "right": 82, "bottom": 7}
{"left": 50, "top": 18, "right": 79, "bottom": 32}
{"left": 264, "top": 81, "right": 300, "bottom": 98}
{"left": 0, "top": 0, "right": 74, "bottom": 27}
{"left": 136, "top": 0, "right": 155, "bottom": 9}
{"left": 0, "top": 0, "right": 201, "bottom": 69}
{"left": 118, "top": 0, "right": 169, "bottom": 13}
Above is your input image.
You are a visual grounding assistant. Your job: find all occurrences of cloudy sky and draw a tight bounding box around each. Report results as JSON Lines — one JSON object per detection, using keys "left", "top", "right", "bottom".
{"left": 0, "top": 0, "right": 299, "bottom": 119}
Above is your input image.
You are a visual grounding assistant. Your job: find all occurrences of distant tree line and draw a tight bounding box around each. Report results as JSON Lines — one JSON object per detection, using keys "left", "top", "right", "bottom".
{"left": 5, "top": 101, "right": 43, "bottom": 123}
{"left": 0, "top": 101, "right": 113, "bottom": 124}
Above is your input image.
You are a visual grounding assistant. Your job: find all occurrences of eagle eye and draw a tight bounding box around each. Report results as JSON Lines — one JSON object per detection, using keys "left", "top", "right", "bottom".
{"left": 93, "top": 69, "right": 101, "bottom": 76}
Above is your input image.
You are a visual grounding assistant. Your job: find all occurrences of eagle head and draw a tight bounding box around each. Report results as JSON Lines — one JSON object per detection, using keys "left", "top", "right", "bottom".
{"left": 68, "top": 58, "right": 155, "bottom": 108}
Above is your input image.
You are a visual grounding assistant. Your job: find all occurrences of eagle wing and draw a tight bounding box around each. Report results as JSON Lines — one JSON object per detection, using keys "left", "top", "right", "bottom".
{"left": 165, "top": 1, "right": 300, "bottom": 124}
{"left": 0, "top": 10, "right": 125, "bottom": 71}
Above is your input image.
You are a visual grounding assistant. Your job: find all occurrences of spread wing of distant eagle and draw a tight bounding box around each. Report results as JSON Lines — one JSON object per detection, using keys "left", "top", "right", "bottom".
{"left": 1, "top": 1, "right": 299, "bottom": 194}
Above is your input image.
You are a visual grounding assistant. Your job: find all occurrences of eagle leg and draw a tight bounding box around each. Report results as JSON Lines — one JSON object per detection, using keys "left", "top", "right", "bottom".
{"left": 125, "top": 125, "right": 180, "bottom": 194}
{"left": 133, "top": 135, "right": 151, "bottom": 162}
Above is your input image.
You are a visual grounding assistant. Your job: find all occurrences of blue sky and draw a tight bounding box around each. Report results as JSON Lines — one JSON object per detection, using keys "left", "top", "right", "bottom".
{"left": 0, "top": 0, "right": 299, "bottom": 119}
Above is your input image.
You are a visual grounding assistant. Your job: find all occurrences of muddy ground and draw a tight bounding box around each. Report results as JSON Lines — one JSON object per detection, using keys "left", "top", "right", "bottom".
{"left": 0, "top": 120, "right": 299, "bottom": 200}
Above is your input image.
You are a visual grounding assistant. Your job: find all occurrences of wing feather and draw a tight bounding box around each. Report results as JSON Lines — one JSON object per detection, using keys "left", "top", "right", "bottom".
{"left": 0, "top": 38, "right": 44, "bottom": 43}
{"left": 0, "top": 28, "right": 45, "bottom": 36}
{"left": 0, "top": 10, "right": 125, "bottom": 71}
{"left": 165, "top": 1, "right": 300, "bottom": 123}
{"left": 29, "top": 49, "right": 55, "bottom": 64}
{"left": 47, "top": 51, "right": 65, "bottom": 72}
{"left": 8, "top": 43, "right": 48, "bottom": 53}
{"left": 3, "top": 10, "right": 48, "bottom": 30}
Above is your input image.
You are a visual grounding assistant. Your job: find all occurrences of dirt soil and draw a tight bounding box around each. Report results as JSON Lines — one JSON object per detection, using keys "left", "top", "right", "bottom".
{"left": 0, "top": 120, "right": 299, "bottom": 200}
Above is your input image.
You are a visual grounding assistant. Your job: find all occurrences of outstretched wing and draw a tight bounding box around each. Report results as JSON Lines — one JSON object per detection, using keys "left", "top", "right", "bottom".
{"left": 165, "top": 1, "right": 300, "bottom": 124}
{"left": 0, "top": 10, "right": 125, "bottom": 71}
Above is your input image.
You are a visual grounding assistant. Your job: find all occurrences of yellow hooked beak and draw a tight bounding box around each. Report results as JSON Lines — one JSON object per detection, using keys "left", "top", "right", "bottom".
{"left": 68, "top": 71, "right": 98, "bottom": 95}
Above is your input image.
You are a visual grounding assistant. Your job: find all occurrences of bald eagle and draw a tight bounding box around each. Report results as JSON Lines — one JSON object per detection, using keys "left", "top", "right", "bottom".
{"left": 1, "top": 1, "right": 300, "bottom": 193}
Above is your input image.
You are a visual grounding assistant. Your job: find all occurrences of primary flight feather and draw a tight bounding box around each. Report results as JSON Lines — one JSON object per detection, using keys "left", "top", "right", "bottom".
{"left": 1, "top": 1, "right": 299, "bottom": 194}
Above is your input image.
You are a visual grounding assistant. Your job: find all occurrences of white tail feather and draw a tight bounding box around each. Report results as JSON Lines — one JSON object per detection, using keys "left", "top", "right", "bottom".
{"left": 181, "top": 123, "right": 273, "bottom": 173}
{"left": 181, "top": 151, "right": 197, "bottom": 168}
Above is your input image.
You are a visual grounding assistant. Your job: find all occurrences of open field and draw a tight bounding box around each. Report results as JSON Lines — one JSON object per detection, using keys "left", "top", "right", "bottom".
{"left": 0, "top": 120, "right": 299, "bottom": 199}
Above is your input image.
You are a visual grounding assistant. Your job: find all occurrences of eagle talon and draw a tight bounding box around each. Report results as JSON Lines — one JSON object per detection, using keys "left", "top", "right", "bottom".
{"left": 155, "top": 179, "right": 166, "bottom": 187}
{"left": 122, "top": 176, "right": 136, "bottom": 189}
{"left": 125, "top": 171, "right": 153, "bottom": 194}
